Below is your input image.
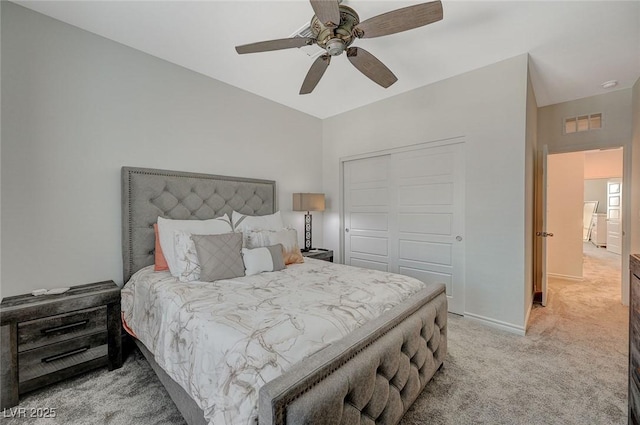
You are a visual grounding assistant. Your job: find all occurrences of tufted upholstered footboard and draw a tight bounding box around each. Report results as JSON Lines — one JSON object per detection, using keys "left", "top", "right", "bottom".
{"left": 259, "top": 284, "right": 447, "bottom": 425}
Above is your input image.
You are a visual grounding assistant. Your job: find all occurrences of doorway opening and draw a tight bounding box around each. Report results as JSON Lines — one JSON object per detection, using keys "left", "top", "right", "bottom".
{"left": 544, "top": 148, "right": 623, "bottom": 307}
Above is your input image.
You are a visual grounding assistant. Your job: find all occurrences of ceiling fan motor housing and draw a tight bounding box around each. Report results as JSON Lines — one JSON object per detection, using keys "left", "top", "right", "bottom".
{"left": 311, "top": 5, "right": 359, "bottom": 56}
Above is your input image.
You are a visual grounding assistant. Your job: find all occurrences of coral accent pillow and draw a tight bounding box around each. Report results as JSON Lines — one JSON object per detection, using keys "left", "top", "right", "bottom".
{"left": 153, "top": 224, "right": 169, "bottom": 272}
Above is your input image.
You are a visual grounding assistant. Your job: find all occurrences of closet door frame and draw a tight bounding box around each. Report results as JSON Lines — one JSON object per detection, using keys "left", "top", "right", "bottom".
{"left": 340, "top": 136, "right": 466, "bottom": 314}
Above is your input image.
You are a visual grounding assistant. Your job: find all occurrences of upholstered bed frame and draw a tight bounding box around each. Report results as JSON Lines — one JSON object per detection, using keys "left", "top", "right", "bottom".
{"left": 121, "top": 166, "right": 447, "bottom": 425}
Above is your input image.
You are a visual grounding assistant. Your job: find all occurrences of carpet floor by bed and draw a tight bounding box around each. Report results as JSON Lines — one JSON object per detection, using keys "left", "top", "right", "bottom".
{"left": 4, "top": 243, "right": 628, "bottom": 424}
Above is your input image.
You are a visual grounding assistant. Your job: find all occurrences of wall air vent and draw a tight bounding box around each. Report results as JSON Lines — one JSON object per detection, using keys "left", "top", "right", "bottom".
{"left": 564, "top": 113, "right": 602, "bottom": 134}
{"left": 289, "top": 23, "right": 324, "bottom": 59}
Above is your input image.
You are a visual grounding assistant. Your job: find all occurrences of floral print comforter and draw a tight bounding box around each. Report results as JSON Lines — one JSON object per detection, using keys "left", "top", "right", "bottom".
{"left": 121, "top": 258, "right": 427, "bottom": 425}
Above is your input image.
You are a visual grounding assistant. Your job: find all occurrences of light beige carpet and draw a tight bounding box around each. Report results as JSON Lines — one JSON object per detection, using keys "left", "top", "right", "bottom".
{"left": 5, "top": 244, "right": 629, "bottom": 424}
{"left": 402, "top": 242, "right": 628, "bottom": 424}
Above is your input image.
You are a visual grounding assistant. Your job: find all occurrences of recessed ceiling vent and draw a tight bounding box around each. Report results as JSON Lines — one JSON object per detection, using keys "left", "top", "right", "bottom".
{"left": 289, "top": 23, "right": 324, "bottom": 59}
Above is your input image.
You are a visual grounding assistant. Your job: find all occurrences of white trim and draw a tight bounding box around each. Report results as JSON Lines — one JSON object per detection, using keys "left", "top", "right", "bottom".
{"left": 524, "top": 299, "right": 533, "bottom": 331}
{"left": 339, "top": 136, "right": 465, "bottom": 163}
{"left": 464, "top": 312, "right": 526, "bottom": 336}
{"left": 544, "top": 141, "right": 630, "bottom": 306}
{"left": 547, "top": 272, "right": 584, "bottom": 281}
{"left": 547, "top": 141, "right": 624, "bottom": 155}
{"left": 339, "top": 136, "right": 467, "bottom": 313}
{"left": 338, "top": 158, "right": 345, "bottom": 264}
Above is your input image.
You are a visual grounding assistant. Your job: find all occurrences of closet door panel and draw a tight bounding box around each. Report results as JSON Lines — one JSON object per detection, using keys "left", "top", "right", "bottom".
{"left": 342, "top": 141, "right": 465, "bottom": 314}
{"left": 391, "top": 143, "right": 465, "bottom": 314}
{"left": 344, "top": 155, "right": 391, "bottom": 272}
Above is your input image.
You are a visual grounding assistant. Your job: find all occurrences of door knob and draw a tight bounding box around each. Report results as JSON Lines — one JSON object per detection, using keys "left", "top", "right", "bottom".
{"left": 536, "top": 232, "right": 554, "bottom": 237}
{"left": 456, "top": 236, "right": 463, "bottom": 241}
{"left": 345, "top": 228, "right": 350, "bottom": 233}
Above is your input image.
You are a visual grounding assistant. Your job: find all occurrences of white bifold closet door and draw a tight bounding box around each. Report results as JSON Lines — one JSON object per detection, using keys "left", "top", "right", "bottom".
{"left": 344, "top": 142, "right": 465, "bottom": 314}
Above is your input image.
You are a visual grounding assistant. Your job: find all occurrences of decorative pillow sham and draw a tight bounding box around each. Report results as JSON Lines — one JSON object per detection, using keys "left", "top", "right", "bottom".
{"left": 231, "top": 210, "right": 284, "bottom": 233}
{"left": 157, "top": 215, "right": 232, "bottom": 276}
{"left": 173, "top": 230, "right": 203, "bottom": 282}
{"left": 246, "top": 228, "right": 304, "bottom": 265}
{"left": 153, "top": 224, "right": 169, "bottom": 272}
{"left": 191, "top": 233, "right": 245, "bottom": 282}
{"left": 242, "top": 244, "right": 285, "bottom": 276}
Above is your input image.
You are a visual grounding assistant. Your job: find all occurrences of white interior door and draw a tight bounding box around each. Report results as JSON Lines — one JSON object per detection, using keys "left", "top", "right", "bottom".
{"left": 343, "top": 155, "right": 391, "bottom": 271}
{"left": 606, "top": 179, "right": 622, "bottom": 255}
{"left": 343, "top": 141, "right": 465, "bottom": 314}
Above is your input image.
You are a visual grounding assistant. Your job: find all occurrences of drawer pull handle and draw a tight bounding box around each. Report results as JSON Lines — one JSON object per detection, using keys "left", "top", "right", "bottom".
{"left": 42, "top": 346, "right": 90, "bottom": 363}
{"left": 41, "top": 320, "right": 88, "bottom": 334}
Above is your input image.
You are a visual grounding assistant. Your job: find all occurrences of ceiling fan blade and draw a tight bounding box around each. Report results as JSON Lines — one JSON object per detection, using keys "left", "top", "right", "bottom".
{"left": 354, "top": 1, "right": 443, "bottom": 39}
{"left": 300, "top": 55, "right": 331, "bottom": 95}
{"left": 347, "top": 47, "right": 397, "bottom": 89}
{"left": 236, "top": 37, "right": 315, "bottom": 54}
{"left": 310, "top": 0, "right": 341, "bottom": 27}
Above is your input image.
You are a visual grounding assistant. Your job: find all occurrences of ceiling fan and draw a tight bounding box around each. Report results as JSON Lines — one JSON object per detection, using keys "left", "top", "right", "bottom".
{"left": 235, "top": 0, "right": 443, "bottom": 95}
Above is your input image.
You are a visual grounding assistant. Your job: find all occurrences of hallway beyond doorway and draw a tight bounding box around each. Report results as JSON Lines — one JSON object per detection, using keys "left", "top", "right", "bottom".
{"left": 540, "top": 241, "right": 624, "bottom": 329}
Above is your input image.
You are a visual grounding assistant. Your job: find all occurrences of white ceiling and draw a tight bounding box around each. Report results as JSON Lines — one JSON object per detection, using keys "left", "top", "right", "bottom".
{"left": 14, "top": 1, "right": 640, "bottom": 119}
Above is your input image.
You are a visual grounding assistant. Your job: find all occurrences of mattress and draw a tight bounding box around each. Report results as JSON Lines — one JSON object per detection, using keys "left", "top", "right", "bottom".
{"left": 121, "top": 258, "right": 429, "bottom": 425}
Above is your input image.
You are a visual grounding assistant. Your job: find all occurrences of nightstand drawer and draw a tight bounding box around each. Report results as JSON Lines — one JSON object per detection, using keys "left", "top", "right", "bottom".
{"left": 19, "top": 332, "right": 108, "bottom": 390}
{"left": 18, "top": 306, "right": 107, "bottom": 352}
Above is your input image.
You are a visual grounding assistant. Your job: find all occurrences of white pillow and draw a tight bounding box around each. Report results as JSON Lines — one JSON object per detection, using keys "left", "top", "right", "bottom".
{"left": 232, "top": 210, "right": 284, "bottom": 233}
{"left": 245, "top": 228, "right": 304, "bottom": 265}
{"left": 173, "top": 230, "right": 201, "bottom": 282}
{"left": 157, "top": 215, "right": 232, "bottom": 276}
{"left": 242, "top": 245, "right": 285, "bottom": 276}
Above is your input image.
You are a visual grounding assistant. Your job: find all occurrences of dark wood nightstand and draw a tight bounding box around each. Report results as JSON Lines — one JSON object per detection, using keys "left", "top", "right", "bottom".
{"left": 0, "top": 281, "right": 122, "bottom": 409}
{"left": 302, "top": 249, "right": 334, "bottom": 262}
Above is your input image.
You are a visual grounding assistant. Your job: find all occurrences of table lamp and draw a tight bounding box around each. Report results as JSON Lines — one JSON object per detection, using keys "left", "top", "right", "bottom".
{"left": 292, "top": 193, "right": 325, "bottom": 252}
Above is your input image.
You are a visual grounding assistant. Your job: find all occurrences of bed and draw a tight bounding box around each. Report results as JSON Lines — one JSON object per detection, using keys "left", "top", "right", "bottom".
{"left": 120, "top": 166, "right": 447, "bottom": 425}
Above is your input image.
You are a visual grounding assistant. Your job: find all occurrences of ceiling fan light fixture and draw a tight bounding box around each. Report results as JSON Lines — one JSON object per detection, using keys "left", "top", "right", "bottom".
{"left": 235, "top": 0, "right": 444, "bottom": 94}
{"left": 326, "top": 38, "right": 346, "bottom": 56}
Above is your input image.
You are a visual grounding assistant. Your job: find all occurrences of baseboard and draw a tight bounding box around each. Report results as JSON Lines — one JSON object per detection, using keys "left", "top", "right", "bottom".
{"left": 547, "top": 273, "right": 583, "bottom": 281}
{"left": 464, "top": 312, "right": 526, "bottom": 336}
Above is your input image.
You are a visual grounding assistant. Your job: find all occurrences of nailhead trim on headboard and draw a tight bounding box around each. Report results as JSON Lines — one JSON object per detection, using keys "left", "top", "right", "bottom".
{"left": 121, "top": 167, "right": 276, "bottom": 283}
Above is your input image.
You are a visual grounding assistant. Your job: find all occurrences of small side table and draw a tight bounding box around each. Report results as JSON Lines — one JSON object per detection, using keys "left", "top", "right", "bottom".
{"left": 0, "top": 281, "right": 122, "bottom": 409}
{"left": 302, "top": 249, "right": 334, "bottom": 263}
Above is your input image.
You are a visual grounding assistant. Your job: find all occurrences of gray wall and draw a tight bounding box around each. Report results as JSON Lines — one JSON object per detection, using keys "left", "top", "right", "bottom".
{"left": 322, "top": 55, "right": 530, "bottom": 333}
{"left": 1, "top": 3, "right": 323, "bottom": 298}
{"left": 538, "top": 89, "right": 633, "bottom": 153}
{"left": 524, "top": 63, "right": 537, "bottom": 321}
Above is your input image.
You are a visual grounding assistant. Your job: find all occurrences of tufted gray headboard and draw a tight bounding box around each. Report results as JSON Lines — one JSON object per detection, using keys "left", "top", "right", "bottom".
{"left": 121, "top": 167, "right": 276, "bottom": 283}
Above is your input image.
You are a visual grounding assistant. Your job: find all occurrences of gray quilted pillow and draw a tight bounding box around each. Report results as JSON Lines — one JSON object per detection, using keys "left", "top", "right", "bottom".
{"left": 191, "top": 232, "right": 245, "bottom": 282}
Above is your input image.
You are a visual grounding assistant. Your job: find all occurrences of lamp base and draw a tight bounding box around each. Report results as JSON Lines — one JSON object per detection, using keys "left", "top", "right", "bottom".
{"left": 303, "top": 212, "right": 312, "bottom": 252}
